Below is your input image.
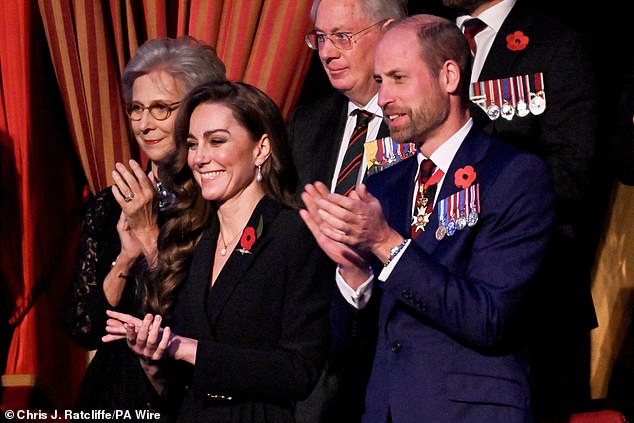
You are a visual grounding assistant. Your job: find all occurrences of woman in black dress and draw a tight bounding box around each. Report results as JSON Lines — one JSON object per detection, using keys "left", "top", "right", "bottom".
{"left": 65, "top": 35, "right": 225, "bottom": 412}
{"left": 104, "top": 81, "right": 335, "bottom": 422}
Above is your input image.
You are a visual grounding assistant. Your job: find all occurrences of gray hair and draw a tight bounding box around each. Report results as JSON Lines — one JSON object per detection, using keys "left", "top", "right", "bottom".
{"left": 121, "top": 35, "right": 226, "bottom": 103}
{"left": 310, "top": 0, "right": 408, "bottom": 23}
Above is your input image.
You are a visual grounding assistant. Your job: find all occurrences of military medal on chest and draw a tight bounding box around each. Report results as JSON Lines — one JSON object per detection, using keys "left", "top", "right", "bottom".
{"left": 436, "top": 180, "right": 481, "bottom": 241}
{"left": 456, "top": 189, "right": 468, "bottom": 231}
{"left": 412, "top": 183, "right": 433, "bottom": 233}
{"left": 470, "top": 72, "right": 546, "bottom": 121}
{"left": 436, "top": 198, "right": 448, "bottom": 241}
{"left": 411, "top": 163, "right": 445, "bottom": 238}
{"left": 528, "top": 72, "right": 546, "bottom": 115}
{"left": 365, "top": 137, "right": 416, "bottom": 176}
{"left": 485, "top": 79, "right": 500, "bottom": 120}
{"left": 500, "top": 78, "right": 516, "bottom": 121}
{"left": 515, "top": 75, "right": 530, "bottom": 117}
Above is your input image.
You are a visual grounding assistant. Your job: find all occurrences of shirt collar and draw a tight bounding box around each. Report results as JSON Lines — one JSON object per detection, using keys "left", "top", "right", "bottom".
{"left": 347, "top": 93, "right": 382, "bottom": 119}
{"left": 419, "top": 118, "right": 473, "bottom": 175}
{"left": 456, "top": 0, "right": 516, "bottom": 34}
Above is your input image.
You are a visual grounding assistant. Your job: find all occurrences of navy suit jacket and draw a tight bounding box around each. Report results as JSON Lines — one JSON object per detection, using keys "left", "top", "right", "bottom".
{"left": 332, "top": 125, "right": 555, "bottom": 423}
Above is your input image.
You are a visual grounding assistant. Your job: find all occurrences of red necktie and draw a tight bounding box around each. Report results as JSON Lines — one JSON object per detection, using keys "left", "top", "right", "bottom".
{"left": 335, "top": 109, "right": 373, "bottom": 196}
{"left": 463, "top": 18, "right": 486, "bottom": 56}
{"left": 411, "top": 159, "right": 444, "bottom": 238}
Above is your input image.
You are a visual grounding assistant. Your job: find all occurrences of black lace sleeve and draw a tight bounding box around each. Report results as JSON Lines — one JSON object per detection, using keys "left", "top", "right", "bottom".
{"left": 64, "top": 189, "right": 142, "bottom": 349}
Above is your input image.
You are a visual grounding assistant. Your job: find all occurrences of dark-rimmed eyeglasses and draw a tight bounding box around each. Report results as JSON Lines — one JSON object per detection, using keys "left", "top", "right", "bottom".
{"left": 125, "top": 101, "right": 181, "bottom": 121}
{"left": 305, "top": 20, "right": 386, "bottom": 50}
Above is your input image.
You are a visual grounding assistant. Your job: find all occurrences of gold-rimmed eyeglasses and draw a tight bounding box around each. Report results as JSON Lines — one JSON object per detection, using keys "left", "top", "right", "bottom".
{"left": 305, "top": 20, "right": 386, "bottom": 50}
{"left": 125, "top": 101, "right": 181, "bottom": 121}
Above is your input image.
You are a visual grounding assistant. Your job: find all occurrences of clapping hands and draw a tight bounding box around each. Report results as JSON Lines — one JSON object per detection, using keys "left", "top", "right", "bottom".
{"left": 103, "top": 310, "right": 171, "bottom": 363}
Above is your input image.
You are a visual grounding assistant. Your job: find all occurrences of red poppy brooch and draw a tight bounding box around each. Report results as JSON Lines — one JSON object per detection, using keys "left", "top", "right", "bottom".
{"left": 506, "top": 31, "right": 529, "bottom": 51}
{"left": 237, "top": 216, "right": 264, "bottom": 255}
{"left": 454, "top": 165, "right": 477, "bottom": 189}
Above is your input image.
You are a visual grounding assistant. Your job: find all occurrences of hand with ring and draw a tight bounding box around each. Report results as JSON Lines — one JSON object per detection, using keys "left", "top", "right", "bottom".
{"left": 111, "top": 159, "right": 160, "bottom": 261}
{"left": 111, "top": 159, "right": 153, "bottom": 209}
{"left": 123, "top": 192, "right": 135, "bottom": 203}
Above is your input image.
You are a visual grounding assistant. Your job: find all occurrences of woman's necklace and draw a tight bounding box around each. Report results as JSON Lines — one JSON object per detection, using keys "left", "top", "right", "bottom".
{"left": 218, "top": 230, "right": 242, "bottom": 256}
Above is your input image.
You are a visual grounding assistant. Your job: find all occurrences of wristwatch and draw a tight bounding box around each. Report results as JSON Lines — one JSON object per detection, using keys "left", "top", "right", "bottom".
{"left": 384, "top": 239, "right": 408, "bottom": 267}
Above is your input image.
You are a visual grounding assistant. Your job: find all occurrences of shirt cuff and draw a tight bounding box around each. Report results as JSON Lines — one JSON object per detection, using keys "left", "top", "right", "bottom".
{"left": 336, "top": 266, "right": 374, "bottom": 309}
{"left": 378, "top": 239, "right": 411, "bottom": 281}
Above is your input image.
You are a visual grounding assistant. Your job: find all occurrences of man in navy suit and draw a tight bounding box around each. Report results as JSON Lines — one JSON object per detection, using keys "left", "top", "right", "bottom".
{"left": 301, "top": 14, "right": 555, "bottom": 422}
{"left": 442, "top": 0, "right": 602, "bottom": 418}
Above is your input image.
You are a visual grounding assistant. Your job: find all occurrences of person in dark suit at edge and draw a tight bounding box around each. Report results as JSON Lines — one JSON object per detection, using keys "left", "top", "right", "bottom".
{"left": 608, "top": 58, "right": 634, "bottom": 187}
{"left": 301, "top": 13, "right": 555, "bottom": 422}
{"left": 441, "top": 0, "right": 602, "bottom": 419}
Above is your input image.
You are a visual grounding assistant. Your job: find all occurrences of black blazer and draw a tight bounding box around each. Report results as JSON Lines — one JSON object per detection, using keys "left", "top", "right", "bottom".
{"left": 469, "top": 0, "right": 599, "bottom": 332}
{"left": 473, "top": 0, "right": 599, "bottom": 210}
{"left": 468, "top": 2, "right": 601, "bottom": 415}
{"left": 609, "top": 60, "right": 634, "bottom": 186}
{"left": 288, "top": 90, "right": 389, "bottom": 191}
{"left": 165, "top": 197, "right": 335, "bottom": 423}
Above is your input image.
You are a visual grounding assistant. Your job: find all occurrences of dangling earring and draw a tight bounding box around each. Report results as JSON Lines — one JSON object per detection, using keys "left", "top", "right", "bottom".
{"left": 256, "top": 163, "right": 263, "bottom": 182}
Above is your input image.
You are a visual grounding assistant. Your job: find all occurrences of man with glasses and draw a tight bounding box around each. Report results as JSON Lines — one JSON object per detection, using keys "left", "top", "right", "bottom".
{"left": 290, "top": 3, "right": 406, "bottom": 421}
{"left": 289, "top": 0, "right": 407, "bottom": 197}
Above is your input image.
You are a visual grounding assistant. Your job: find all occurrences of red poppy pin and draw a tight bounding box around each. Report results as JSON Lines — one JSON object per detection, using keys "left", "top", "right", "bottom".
{"left": 506, "top": 31, "right": 529, "bottom": 51}
{"left": 454, "top": 166, "right": 477, "bottom": 189}
{"left": 237, "top": 216, "right": 264, "bottom": 255}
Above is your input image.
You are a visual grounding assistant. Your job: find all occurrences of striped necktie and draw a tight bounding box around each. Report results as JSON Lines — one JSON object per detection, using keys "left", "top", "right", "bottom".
{"left": 335, "top": 109, "right": 373, "bottom": 196}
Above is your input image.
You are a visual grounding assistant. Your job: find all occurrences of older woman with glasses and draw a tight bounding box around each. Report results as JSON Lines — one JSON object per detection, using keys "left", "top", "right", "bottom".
{"left": 65, "top": 35, "right": 226, "bottom": 413}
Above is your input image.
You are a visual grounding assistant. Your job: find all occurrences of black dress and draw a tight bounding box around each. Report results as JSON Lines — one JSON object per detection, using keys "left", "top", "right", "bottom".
{"left": 64, "top": 188, "right": 161, "bottom": 413}
{"left": 163, "top": 197, "right": 335, "bottom": 423}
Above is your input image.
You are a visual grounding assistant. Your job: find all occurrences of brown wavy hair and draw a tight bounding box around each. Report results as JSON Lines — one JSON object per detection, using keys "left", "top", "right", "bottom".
{"left": 145, "top": 81, "right": 298, "bottom": 318}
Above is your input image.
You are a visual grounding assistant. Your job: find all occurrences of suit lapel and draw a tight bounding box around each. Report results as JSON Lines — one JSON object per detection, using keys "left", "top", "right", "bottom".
{"left": 377, "top": 120, "right": 390, "bottom": 139}
{"left": 207, "top": 197, "right": 280, "bottom": 326}
{"left": 366, "top": 155, "right": 419, "bottom": 261}
{"left": 415, "top": 127, "right": 490, "bottom": 252}
{"left": 185, "top": 218, "right": 218, "bottom": 333}
{"left": 400, "top": 158, "right": 419, "bottom": 236}
{"left": 376, "top": 156, "right": 419, "bottom": 238}
{"left": 317, "top": 95, "right": 349, "bottom": 183}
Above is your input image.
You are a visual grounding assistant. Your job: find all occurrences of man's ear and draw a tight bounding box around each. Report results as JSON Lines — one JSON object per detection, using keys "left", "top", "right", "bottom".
{"left": 381, "top": 18, "right": 395, "bottom": 31}
{"left": 440, "top": 59, "right": 461, "bottom": 95}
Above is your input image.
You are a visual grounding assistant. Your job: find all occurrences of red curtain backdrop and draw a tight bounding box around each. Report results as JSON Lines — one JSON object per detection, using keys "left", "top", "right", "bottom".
{"left": 38, "top": 0, "right": 314, "bottom": 194}
{"left": 2, "top": 0, "right": 314, "bottom": 408}
{"left": 0, "top": 0, "right": 86, "bottom": 407}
